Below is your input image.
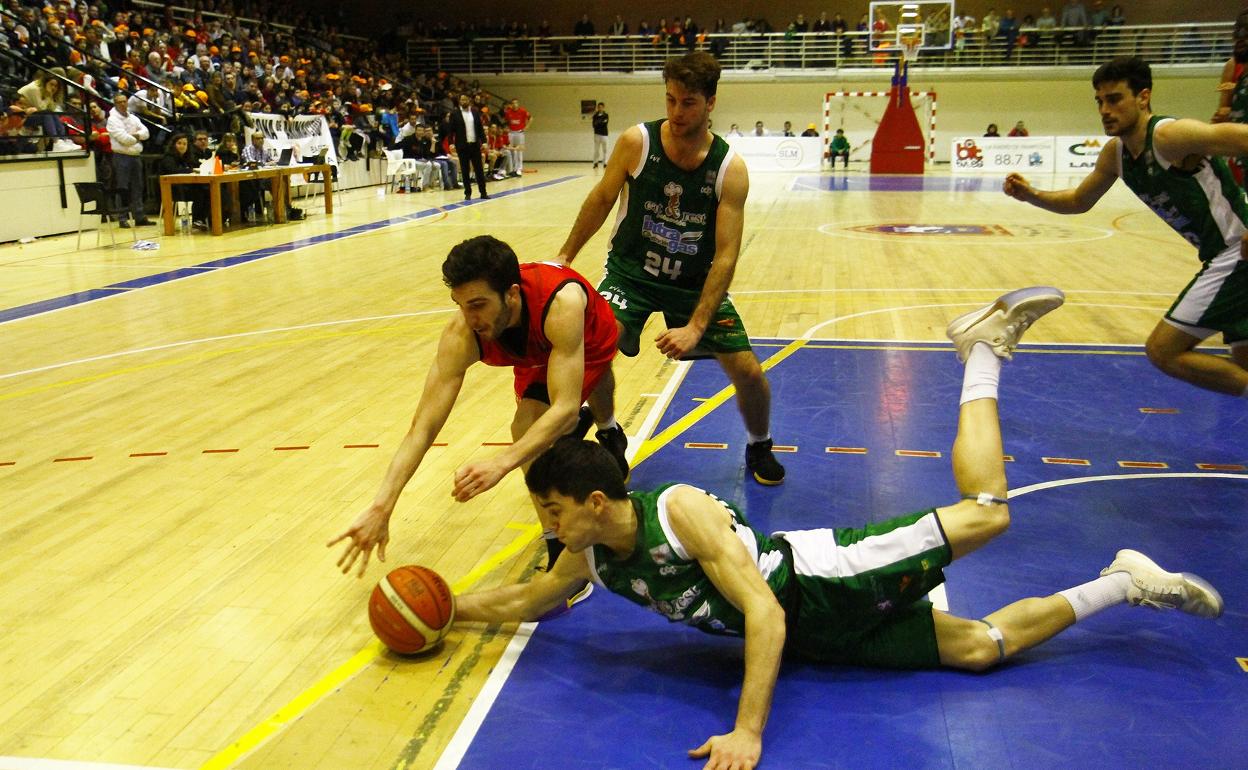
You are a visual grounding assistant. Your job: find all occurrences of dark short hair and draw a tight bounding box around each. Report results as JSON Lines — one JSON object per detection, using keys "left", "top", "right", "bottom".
{"left": 663, "top": 51, "right": 721, "bottom": 98}
{"left": 525, "top": 437, "right": 629, "bottom": 502}
{"left": 1092, "top": 56, "right": 1152, "bottom": 96}
{"left": 441, "top": 235, "right": 522, "bottom": 296}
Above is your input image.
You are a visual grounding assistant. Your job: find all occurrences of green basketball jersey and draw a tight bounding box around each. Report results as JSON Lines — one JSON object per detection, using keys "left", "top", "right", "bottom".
{"left": 585, "top": 483, "right": 794, "bottom": 637}
{"left": 606, "top": 120, "right": 735, "bottom": 290}
{"left": 1118, "top": 115, "right": 1248, "bottom": 261}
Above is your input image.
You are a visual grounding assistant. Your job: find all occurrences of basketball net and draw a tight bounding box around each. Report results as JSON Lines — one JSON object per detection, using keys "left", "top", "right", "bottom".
{"left": 899, "top": 31, "right": 921, "bottom": 75}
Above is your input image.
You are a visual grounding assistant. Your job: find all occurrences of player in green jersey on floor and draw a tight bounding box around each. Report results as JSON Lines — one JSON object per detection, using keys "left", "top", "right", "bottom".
{"left": 453, "top": 286, "right": 1223, "bottom": 770}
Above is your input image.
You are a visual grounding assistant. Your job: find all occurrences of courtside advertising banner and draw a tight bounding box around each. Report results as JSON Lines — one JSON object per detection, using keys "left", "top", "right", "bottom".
{"left": 1056, "top": 136, "right": 1107, "bottom": 172}
{"left": 950, "top": 136, "right": 1055, "bottom": 173}
{"left": 725, "top": 136, "right": 822, "bottom": 171}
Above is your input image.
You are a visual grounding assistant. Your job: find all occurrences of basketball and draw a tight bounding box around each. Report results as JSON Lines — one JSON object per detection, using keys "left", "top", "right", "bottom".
{"left": 368, "top": 565, "right": 456, "bottom": 654}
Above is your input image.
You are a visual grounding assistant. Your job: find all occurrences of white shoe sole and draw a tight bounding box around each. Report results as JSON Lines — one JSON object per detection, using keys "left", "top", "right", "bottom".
{"left": 946, "top": 286, "right": 1065, "bottom": 362}
{"left": 1101, "top": 548, "right": 1224, "bottom": 618}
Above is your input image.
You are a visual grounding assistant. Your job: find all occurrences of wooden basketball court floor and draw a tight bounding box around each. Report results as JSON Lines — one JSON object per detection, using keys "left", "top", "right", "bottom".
{"left": 1, "top": 164, "right": 1244, "bottom": 769}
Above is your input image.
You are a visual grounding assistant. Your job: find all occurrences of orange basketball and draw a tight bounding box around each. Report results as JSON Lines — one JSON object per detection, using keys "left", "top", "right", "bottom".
{"left": 368, "top": 565, "right": 455, "bottom": 654}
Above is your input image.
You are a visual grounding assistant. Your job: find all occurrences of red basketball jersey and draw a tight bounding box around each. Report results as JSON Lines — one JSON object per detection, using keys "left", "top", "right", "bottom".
{"left": 504, "top": 106, "right": 530, "bottom": 132}
{"left": 477, "top": 262, "right": 618, "bottom": 372}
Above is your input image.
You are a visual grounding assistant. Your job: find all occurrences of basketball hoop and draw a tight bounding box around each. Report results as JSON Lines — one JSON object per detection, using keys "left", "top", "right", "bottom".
{"left": 900, "top": 36, "right": 921, "bottom": 64}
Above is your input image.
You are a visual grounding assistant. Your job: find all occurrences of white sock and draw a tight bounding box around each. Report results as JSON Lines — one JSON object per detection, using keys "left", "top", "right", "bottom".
{"left": 960, "top": 342, "right": 1002, "bottom": 405}
{"left": 1057, "top": 572, "right": 1131, "bottom": 622}
{"left": 746, "top": 431, "right": 770, "bottom": 445}
{"left": 595, "top": 417, "right": 618, "bottom": 432}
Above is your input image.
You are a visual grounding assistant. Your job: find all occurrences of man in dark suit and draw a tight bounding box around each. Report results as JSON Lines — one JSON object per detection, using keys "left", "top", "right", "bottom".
{"left": 448, "top": 93, "right": 489, "bottom": 200}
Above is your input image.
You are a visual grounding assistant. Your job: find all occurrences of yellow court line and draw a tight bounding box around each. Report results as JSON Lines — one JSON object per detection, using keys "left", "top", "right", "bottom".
{"left": 631, "top": 338, "right": 807, "bottom": 467}
{"left": 198, "top": 522, "right": 542, "bottom": 770}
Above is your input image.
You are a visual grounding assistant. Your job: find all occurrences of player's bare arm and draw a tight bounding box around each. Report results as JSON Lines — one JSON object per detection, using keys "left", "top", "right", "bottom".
{"left": 667, "top": 485, "right": 784, "bottom": 770}
{"left": 329, "top": 316, "right": 478, "bottom": 576}
{"left": 1153, "top": 117, "right": 1248, "bottom": 164}
{"left": 455, "top": 544, "right": 591, "bottom": 622}
{"left": 1213, "top": 58, "right": 1235, "bottom": 123}
{"left": 451, "top": 283, "right": 588, "bottom": 502}
{"left": 558, "top": 126, "right": 643, "bottom": 265}
{"left": 655, "top": 155, "right": 749, "bottom": 359}
{"left": 1003, "top": 139, "right": 1119, "bottom": 215}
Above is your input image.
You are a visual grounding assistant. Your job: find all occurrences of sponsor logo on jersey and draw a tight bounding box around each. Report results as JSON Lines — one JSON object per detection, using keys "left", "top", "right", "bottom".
{"left": 1136, "top": 191, "right": 1195, "bottom": 239}
{"left": 715, "top": 317, "right": 737, "bottom": 328}
{"left": 642, "top": 214, "right": 703, "bottom": 255}
{"left": 663, "top": 181, "right": 683, "bottom": 220}
{"left": 649, "top": 543, "right": 675, "bottom": 564}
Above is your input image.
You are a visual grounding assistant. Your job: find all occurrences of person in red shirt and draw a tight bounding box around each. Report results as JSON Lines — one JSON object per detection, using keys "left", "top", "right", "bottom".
{"left": 502, "top": 97, "right": 530, "bottom": 176}
{"left": 329, "top": 235, "right": 627, "bottom": 588}
{"left": 1007, "top": 120, "right": 1030, "bottom": 136}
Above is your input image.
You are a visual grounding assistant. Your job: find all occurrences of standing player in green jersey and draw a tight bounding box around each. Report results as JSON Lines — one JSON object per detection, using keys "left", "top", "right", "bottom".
{"left": 556, "top": 51, "right": 787, "bottom": 486}
{"left": 1004, "top": 56, "right": 1248, "bottom": 400}
{"left": 1212, "top": 11, "right": 1248, "bottom": 188}
{"left": 453, "top": 286, "right": 1223, "bottom": 770}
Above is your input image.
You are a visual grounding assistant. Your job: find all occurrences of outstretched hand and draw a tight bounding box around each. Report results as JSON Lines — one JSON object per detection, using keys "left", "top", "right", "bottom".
{"left": 327, "top": 504, "right": 390, "bottom": 577}
{"left": 688, "top": 728, "right": 762, "bottom": 770}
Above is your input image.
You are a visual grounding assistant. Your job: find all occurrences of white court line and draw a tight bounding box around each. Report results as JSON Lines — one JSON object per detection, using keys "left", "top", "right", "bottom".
{"left": 2, "top": 294, "right": 1175, "bottom": 384}
{"left": 0, "top": 758, "right": 179, "bottom": 770}
{"left": 799, "top": 301, "right": 1167, "bottom": 340}
{"left": 431, "top": 351, "right": 688, "bottom": 770}
{"left": 432, "top": 624, "right": 538, "bottom": 770}
{"left": 1010, "top": 471, "right": 1248, "bottom": 498}
{"left": 0, "top": 309, "right": 453, "bottom": 381}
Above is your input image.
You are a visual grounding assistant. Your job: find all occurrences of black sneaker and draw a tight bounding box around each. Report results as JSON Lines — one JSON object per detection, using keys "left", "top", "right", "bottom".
{"left": 745, "top": 439, "right": 785, "bottom": 486}
{"left": 595, "top": 424, "right": 630, "bottom": 481}
{"left": 568, "top": 405, "right": 594, "bottom": 439}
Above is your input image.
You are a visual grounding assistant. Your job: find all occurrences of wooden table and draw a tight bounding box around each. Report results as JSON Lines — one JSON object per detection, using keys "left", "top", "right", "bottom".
{"left": 158, "top": 164, "right": 333, "bottom": 236}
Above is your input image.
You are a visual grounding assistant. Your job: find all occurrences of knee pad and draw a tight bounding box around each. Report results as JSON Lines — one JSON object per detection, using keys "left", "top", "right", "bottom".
{"left": 979, "top": 619, "right": 1006, "bottom": 663}
{"left": 963, "top": 492, "right": 1009, "bottom": 506}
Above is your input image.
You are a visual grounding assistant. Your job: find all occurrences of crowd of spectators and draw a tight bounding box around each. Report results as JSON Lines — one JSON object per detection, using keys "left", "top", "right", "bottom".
{"left": 0, "top": 0, "right": 521, "bottom": 221}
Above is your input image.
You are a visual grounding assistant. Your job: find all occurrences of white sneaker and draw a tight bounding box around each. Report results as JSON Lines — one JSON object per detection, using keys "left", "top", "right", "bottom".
{"left": 1100, "top": 549, "right": 1223, "bottom": 618}
{"left": 946, "top": 286, "right": 1065, "bottom": 362}
{"left": 51, "top": 139, "right": 79, "bottom": 153}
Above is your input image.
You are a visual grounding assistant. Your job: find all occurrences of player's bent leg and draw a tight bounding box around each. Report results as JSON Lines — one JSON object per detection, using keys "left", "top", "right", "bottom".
{"left": 716, "top": 350, "right": 785, "bottom": 485}
{"left": 1146, "top": 320, "right": 1248, "bottom": 396}
{"left": 934, "top": 595, "right": 1077, "bottom": 672}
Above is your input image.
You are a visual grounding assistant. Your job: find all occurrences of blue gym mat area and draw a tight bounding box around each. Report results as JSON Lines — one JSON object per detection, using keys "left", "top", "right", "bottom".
{"left": 455, "top": 340, "right": 1247, "bottom": 768}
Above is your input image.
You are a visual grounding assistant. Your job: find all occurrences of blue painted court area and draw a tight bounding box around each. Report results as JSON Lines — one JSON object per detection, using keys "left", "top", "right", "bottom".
{"left": 456, "top": 341, "right": 1246, "bottom": 769}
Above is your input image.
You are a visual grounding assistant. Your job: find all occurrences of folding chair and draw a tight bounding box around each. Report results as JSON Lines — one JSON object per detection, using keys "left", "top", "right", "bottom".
{"left": 73, "top": 182, "right": 135, "bottom": 249}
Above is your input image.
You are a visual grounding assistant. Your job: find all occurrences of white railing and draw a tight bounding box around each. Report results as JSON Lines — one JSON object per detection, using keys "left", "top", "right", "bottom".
{"left": 407, "top": 22, "right": 1232, "bottom": 74}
